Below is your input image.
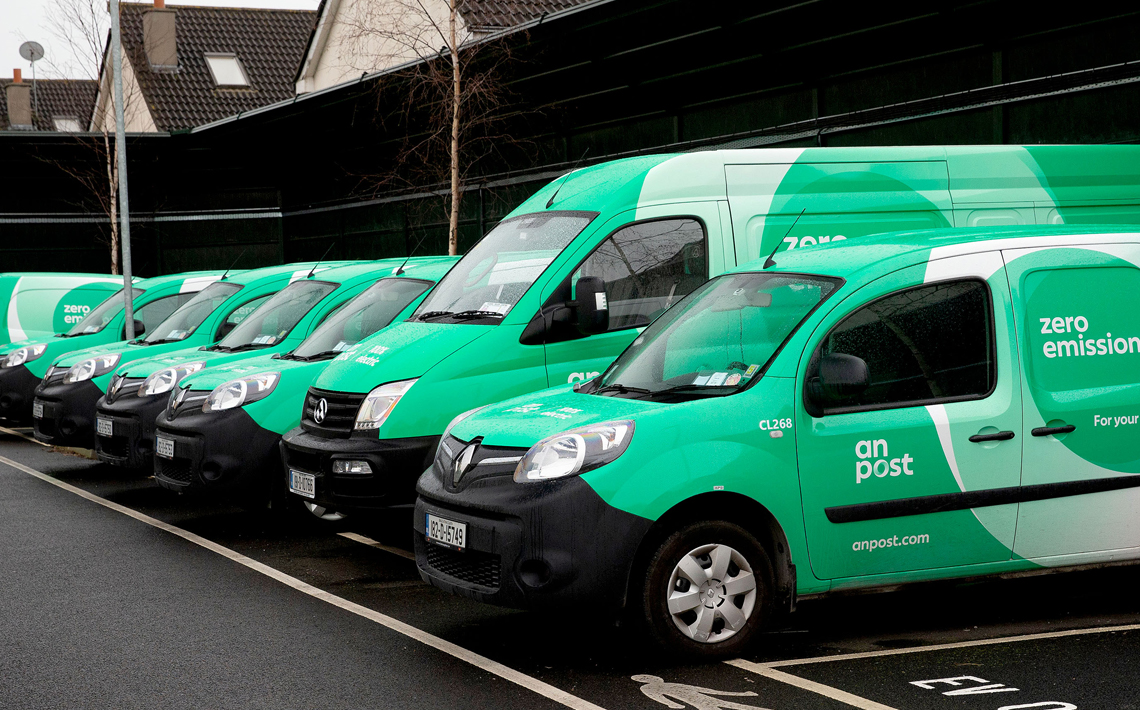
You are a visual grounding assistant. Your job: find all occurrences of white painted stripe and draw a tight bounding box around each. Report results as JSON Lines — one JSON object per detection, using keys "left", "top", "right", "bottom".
{"left": 179, "top": 275, "right": 220, "bottom": 294}
{"left": 0, "top": 425, "right": 49, "bottom": 447}
{"left": 745, "top": 622, "right": 1140, "bottom": 669}
{"left": 7, "top": 276, "right": 26, "bottom": 342}
{"left": 925, "top": 404, "right": 965, "bottom": 493}
{"left": 0, "top": 454, "right": 607, "bottom": 710}
{"left": 338, "top": 531, "right": 418, "bottom": 561}
{"left": 726, "top": 660, "right": 898, "bottom": 710}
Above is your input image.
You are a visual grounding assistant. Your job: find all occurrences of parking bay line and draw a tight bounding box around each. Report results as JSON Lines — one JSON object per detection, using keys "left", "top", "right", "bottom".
{"left": 338, "top": 531, "right": 418, "bottom": 561}
{"left": 0, "top": 454, "right": 608, "bottom": 710}
{"left": 0, "top": 425, "right": 49, "bottom": 447}
{"left": 727, "top": 621, "right": 1140, "bottom": 709}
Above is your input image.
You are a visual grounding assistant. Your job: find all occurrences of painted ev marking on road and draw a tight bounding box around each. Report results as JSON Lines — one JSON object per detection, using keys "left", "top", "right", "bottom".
{"left": 0, "top": 453, "right": 608, "bottom": 710}
{"left": 632, "top": 675, "right": 768, "bottom": 710}
{"left": 910, "top": 676, "right": 1019, "bottom": 695}
{"left": 725, "top": 661, "right": 898, "bottom": 710}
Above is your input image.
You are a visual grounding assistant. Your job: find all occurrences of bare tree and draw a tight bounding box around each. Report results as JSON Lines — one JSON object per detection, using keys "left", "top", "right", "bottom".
{"left": 338, "top": 0, "right": 526, "bottom": 256}
{"left": 41, "top": 0, "right": 146, "bottom": 274}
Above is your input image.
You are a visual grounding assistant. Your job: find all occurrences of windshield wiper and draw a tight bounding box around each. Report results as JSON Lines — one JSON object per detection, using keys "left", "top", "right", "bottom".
{"left": 298, "top": 349, "right": 342, "bottom": 362}
{"left": 136, "top": 338, "right": 183, "bottom": 346}
{"left": 595, "top": 383, "right": 652, "bottom": 396}
{"left": 226, "top": 343, "right": 271, "bottom": 353}
{"left": 416, "top": 311, "right": 454, "bottom": 322}
{"left": 647, "top": 384, "right": 738, "bottom": 398}
{"left": 450, "top": 310, "right": 505, "bottom": 320}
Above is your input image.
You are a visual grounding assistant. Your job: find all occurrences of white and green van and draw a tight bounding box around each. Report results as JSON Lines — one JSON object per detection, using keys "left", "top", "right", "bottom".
{"left": 416, "top": 225, "right": 1140, "bottom": 657}
{"left": 281, "top": 145, "right": 1140, "bottom": 519}
{"left": 0, "top": 272, "right": 125, "bottom": 350}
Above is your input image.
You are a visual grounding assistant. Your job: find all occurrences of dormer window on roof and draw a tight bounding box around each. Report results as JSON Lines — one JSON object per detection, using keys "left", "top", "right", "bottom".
{"left": 204, "top": 54, "right": 249, "bottom": 87}
{"left": 52, "top": 116, "right": 83, "bottom": 132}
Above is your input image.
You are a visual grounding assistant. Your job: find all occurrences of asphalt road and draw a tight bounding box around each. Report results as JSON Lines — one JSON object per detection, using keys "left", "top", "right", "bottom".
{"left": 2, "top": 430, "right": 1138, "bottom": 710}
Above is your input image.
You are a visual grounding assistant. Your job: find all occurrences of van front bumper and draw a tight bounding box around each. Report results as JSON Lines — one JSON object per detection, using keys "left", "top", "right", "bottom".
{"left": 0, "top": 365, "right": 43, "bottom": 424}
{"left": 94, "top": 394, "right": 167, "bottom": 468}
{"left": 152, "top": 407, "right": 282, "bottom": 496}
{"left": 280, "top": 428, "right": 438, "bottom": 511}
{"left": 32, "top": 380, "right": 104, "bottom": 447}
{"left": 414, "top": 466, "right": 653, "bottom": 611}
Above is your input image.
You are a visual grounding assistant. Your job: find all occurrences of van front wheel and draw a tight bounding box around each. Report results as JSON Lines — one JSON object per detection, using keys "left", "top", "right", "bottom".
{"left": 640, "top": 521, "right": 773, "bottom": 657}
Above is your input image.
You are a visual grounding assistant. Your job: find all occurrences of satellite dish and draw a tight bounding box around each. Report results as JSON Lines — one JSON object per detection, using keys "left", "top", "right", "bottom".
{"left": 19, "top": 41, "right": 45, "bottom": 63}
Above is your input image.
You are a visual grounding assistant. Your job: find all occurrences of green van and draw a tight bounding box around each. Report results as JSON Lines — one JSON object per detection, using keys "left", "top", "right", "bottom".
{"left": 93, "top": 259, "right": 435, "bottom": 469}
{"left": 280, "top": 145, "right": 1140, "bottom": 518}
{"left": 149, "top": 257, "right": 457, "bottom": 500}
{"left": 0, "top": 272, "right": 124, "bottom": 349}
{"left": 0, "top": 271, "right": 224, "bottom": 425}
{"left": 32, "top": 262, "right": 343, "bottom": 449}
{"left": 414, "top": 225, "right": 1140, "bottom": 657}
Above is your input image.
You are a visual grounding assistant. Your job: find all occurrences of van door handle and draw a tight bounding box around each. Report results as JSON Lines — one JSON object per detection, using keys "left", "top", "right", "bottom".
{"left": 969, "top": 430, "right": 1015, "bottom": 443}
{"left": 1032, "top": 424, "right": 1076, "bottom": 437}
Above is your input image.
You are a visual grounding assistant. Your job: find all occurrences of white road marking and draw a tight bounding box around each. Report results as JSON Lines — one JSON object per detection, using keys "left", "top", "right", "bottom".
{"left": 338, "top": 531, "right": 418, "bottom": 561}
{"left": 726, "top": 661, "right": 898, "bottom": 710}
{"left": 0, "top": 453, "right": 607, "bottom": 710}
{"left": 0, "top": 425, "right": 49, "bottom": 447}
{"left": 750, "top": 622, "right": 1140, "bottom": 668}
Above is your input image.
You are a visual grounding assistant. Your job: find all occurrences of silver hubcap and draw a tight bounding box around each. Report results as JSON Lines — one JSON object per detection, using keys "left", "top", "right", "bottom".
{"left": 666, "top": 543, "right": 757, "bottom": 644}
{"left": 304, "top": 501, "right": 346, "bottom": 522}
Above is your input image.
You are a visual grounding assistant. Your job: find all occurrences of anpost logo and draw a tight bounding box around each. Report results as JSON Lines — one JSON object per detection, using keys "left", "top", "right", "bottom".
{"left": 855, "top": 439, "right": 914, "bottom": 484}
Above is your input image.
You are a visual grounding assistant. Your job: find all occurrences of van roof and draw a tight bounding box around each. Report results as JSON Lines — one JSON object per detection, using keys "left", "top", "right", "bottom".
{"left": 297, "top": 255, "right": 458, "bottom": 283}
{"left": 513, "top": 144, "right": 1140, "bottom": 221}
{"left": 751, "top": 224, "right": 1140, "bottom": 281}
{"left": 134, "top": 270, "right": 228, "bottom": 288}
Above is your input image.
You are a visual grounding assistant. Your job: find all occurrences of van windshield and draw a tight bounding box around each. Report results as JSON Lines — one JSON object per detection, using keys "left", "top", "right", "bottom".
{"left": 142, "top": 282, "right": 242, "bottom": 344}
{"left": 594, "top": 272, "right": 841, "bottom": 398}
{"left": 290, "top": 278, "right": 433, "bottom": 360}
{"left": 413, "top": 212, "right": 595, "bottom": 324}
{"left": 63, "top": 287, "right": 144, "bottom": 337}
{"left": 212, "top": 279, "right": 337, "bottom": 352}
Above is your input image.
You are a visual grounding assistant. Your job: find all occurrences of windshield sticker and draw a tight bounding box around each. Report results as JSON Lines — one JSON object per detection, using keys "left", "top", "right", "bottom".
{"left": 743, "top": 364, "right": 760, "bottom": 379}
{"left": 83, "top": 325, "right": 99, "bottom": 333}
{"left": 724, "top": 373, "right": 742, "bottom": 386}
{"left": 166, "top": 330, "right": 188, "bottom": 340}
{"left": 333, "top": 340, "right": 350, "bottom": 352}
{"left": 479, "top": 302, "right": 512, "bottom": 315}
{"left": 706, "top": 372, "right": 728, "bottom": 386}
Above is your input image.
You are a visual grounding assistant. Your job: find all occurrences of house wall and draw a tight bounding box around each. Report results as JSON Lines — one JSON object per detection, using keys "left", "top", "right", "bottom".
{"left": 91, "top": 49, "right": 158, "bottom": 133}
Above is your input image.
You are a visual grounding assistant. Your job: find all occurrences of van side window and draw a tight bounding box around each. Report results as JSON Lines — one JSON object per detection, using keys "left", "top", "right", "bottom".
{"left": 216, "top": 294, "right": 272, "bottom": 340}
{"left": 134, "top": 294, "right": 193, "bottom": 336}
{"left": 808, "top": 280, "right": 994, "bottom": 413}
{"left": 573, "top": 218, "right": 707, "bottom": 331}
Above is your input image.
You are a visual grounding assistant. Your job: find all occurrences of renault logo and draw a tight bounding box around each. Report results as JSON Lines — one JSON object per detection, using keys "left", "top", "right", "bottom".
{"left": 313, "top": 398, "right": 328, "bottom": 424}
{"left": 452, "top": 444, "right": 477, "bottom": 485}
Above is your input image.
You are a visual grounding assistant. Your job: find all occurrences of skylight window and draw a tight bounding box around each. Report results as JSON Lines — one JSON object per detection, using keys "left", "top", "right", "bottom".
{"left": 204, "top": 54, "right": 249, "bottom": 87}
{"left": 52, "top": 116, "right": 83, "bottom": 132}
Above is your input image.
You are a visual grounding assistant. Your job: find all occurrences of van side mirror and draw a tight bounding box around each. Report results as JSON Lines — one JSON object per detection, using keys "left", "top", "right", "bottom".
{"left": 216, "top": 320, "right": 236, "bottom": 340}
{"left": 808, "top": 353, "right": 869, "bottom": 409}
{"left": 574, "top": 277, "right": 609, "bottom": 335}
{"left": 126, "top": 320, "right": 145, "bottom": 339}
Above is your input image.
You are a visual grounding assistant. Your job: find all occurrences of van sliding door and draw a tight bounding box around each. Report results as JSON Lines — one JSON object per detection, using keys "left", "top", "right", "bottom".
{"left": 726, "top": 161, "right": 953, "bottom": 265}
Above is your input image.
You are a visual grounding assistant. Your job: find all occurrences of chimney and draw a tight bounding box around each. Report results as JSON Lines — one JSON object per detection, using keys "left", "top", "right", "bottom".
{"left": 6, "top": 69, "right": 32, "bottom": 130}
{"left": 143, "top": 0, "right": 178, "bottom": 69}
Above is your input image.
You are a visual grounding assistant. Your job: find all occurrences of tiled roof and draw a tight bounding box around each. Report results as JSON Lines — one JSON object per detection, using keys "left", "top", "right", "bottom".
{"left": 119, "top": 4, "right": 316, "bottom": 131}
{"left": 458, "top": 0, "right": 593, "bottom": 29}
{"left": 0, "top": 79, "right": 98, "bottom": 131}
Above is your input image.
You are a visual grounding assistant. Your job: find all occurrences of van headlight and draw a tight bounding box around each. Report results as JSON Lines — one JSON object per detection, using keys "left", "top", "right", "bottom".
{"left": 203, "top": 372, "right": 279, "bottom": 412}
{"left": 140, "top": 362, "right": 206, "bottom": 397}
{"left": 65, "top": 353, "right": 120, "bottom": 383}
{"left": 2, "top": 344, "right": 47, "bottom": 368}
{"left": 514, "top": 420, "right": 634, "bottom": 482}
{"left": 355, "top": 379, "right": 417, "bottom": 431}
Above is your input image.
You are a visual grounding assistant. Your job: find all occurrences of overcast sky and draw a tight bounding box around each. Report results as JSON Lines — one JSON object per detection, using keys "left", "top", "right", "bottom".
{"left": 1, "top": 0, "right": 320, "bottom": 80}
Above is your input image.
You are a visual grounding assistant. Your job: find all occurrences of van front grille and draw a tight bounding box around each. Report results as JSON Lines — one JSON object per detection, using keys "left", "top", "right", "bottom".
{"left": 424, "top": 544, "right": 501, "bottom": 590}
{"left": 301, "top": 388, "right": 366, "bottom": 438}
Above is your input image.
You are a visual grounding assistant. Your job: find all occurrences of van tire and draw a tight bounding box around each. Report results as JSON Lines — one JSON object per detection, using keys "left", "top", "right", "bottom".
{"left": 639, "top": 521, "right": 774, "bottom": 658}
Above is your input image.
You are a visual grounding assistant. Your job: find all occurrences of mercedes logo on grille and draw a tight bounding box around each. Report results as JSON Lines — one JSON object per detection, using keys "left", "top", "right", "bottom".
{"left": 452, "top": 444, "right": 477, "bottom": 485}
{"left": 313, "top": 398, "right": 329, "bottom": 424}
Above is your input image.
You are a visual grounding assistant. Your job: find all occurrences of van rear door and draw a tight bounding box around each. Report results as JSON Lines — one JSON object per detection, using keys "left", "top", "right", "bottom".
{"left": 1003, "top": 240, "right": 1140, "bottom": 562}
{"left": 726, "top": 161, "right": 953, "bottom": 264}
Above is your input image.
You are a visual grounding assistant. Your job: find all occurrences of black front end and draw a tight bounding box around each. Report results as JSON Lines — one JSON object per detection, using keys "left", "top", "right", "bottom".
{"left": 0, "top": 364, "right": 45, "bottom": 424}
{"left": 414, "top": 433, "right": 653, "bottom": 611}
{"left": 151, "top": 389, "right": 283, "bottom": 497}
{"left": 32, "top": 370, "right": 105, "bottom": 447}
{"left": 279, "top": 387, "right": 438, "bottom": 512}
{"left": 93, "top": 375, "right": 160, "bottom": 468}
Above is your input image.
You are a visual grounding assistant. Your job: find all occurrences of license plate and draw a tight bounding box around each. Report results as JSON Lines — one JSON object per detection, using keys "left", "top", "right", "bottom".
{"left": 426, "top": 513, "right": 466, "bottom": 550}
{"left": 156, "top": 436, "right": 175, "bottom": 459}
{"left": 289, "top": 470, "right": 315, "bottom": 499}
{"left": 32, "top": 401, "right": 43, "bottom": 419}
{"left": 96, "top": 417, "right": 113, "bottom": 437}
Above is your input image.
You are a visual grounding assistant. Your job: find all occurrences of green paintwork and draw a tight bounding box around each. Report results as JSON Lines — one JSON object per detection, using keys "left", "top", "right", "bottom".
{"left": 49, "top": 262, "right": 350, "bottom": 395}
{"left": 2, "top": 271, "right": 226, "bottom": 380}
{"left": 449, "top": 224, "right": 1140, "bottom": 598}
{"left": 148, "top": 257, "right": 457, "bottom": 434}
{"left": 305, "top": 146, "right": 1140, "bottom": 470}
{"left": 0, "top": 273, "right": 125, "bottom": 348}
